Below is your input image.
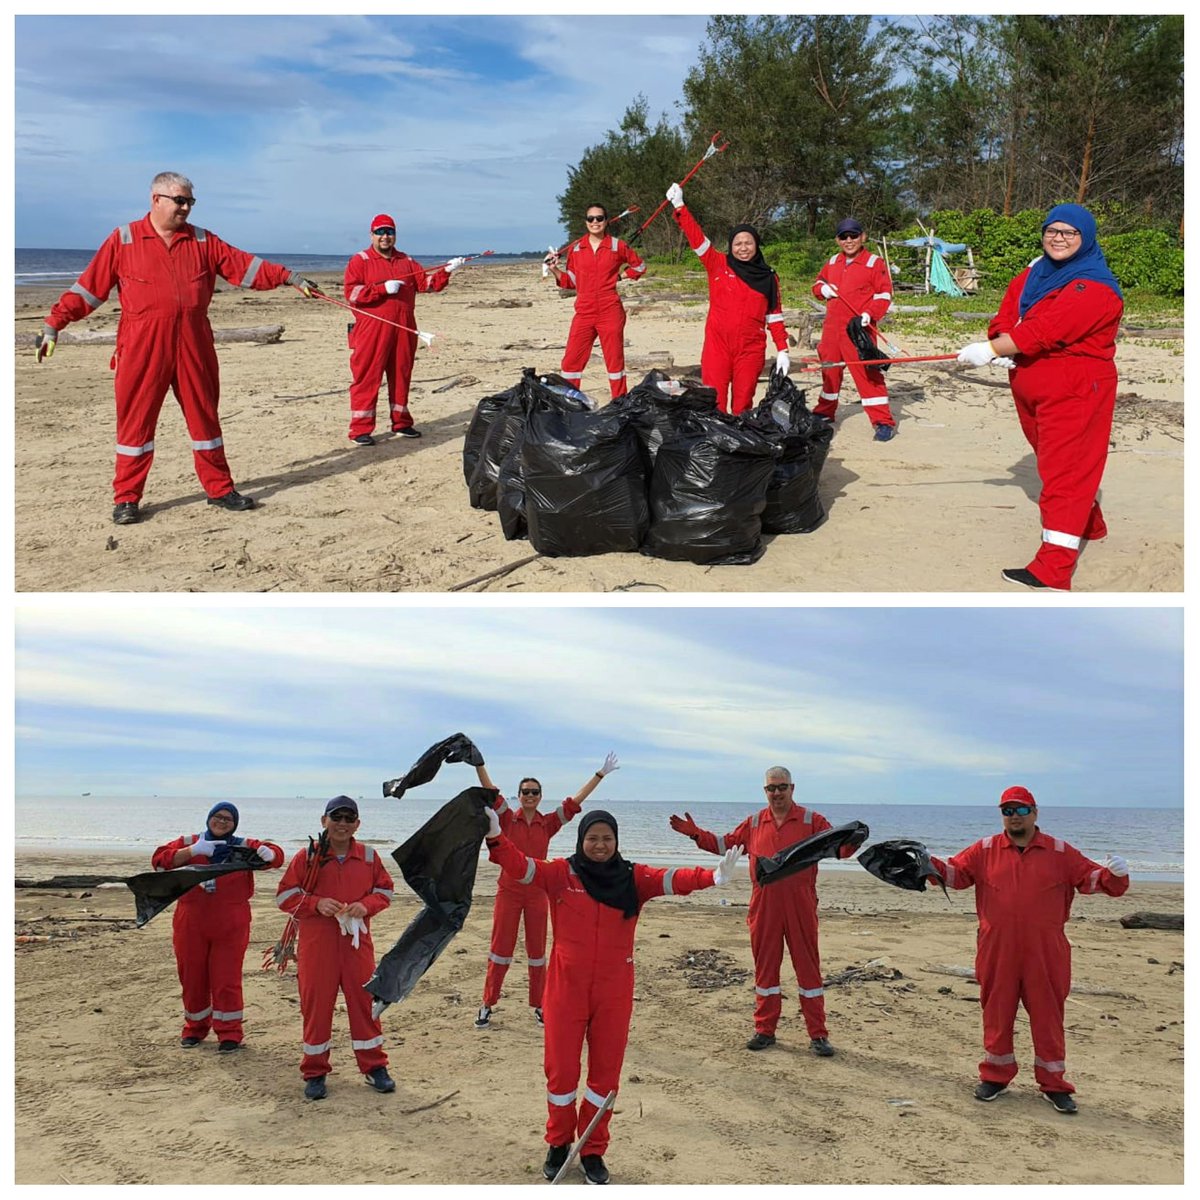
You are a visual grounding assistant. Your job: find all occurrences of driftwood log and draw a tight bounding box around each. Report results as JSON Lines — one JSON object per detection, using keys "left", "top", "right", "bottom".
{"left": 15, "top": 874, "right": 128, "bottom": 889}
{"left": 921, "top": 964, "right": 1137, "bottom": 1000}
{"left": 1119, "top": 911, "right": 1183, "bottom": 931}
{"left": 15, "top": 325, "right": 284, "bottom": 348}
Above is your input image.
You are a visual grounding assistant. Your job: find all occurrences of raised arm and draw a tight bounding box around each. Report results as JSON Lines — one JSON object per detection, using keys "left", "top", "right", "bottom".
{"left": 929, "top": 842, "right": 980, "bottom": 890}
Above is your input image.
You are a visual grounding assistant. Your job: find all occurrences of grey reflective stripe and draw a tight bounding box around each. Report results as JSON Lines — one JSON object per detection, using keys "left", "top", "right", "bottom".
{"left": 566, "top": 270, "right": 577, "bottom": 287}
{"left": 944, "top": 863, "right": 958, "bottom": 887}
{"left": 489, "top": 952, "right": 514, "bottom": 965}
{"left": 751, "top": 812, "right": 761, "bottom": 828}
{"left": 561, "top": 371, "right": 583, "bottom": 381}
{"left": 607, "top": 370, "right": 625, "bottom": 380}
{"left": 240, "top": 256, "right": 263, "bottom": 288}
{"left": 276, "top": 886, "right": 302, "bottom": 908}
{"left": 118, "top": 224, "right": 133, "bottom": 244}
{"left": 874, "top": 292, "right": 892, "bottom": 300}
{"left": 520, "top": 859, "right": 536, "bottom": 885}
{"left": 547, "top": 1088, "right": 577, "bottom": 1107}
{"left": 798, "top": 986, "right": 824, "bottom": 998}
{"left": 984, "top": 1052, "right": 1016, "bottom": 1065}
{"left": 694, "top": 238, "right": 711, "bottom": 256}
{"left": 1053, "top": 838, "right": 1065, "bottom": 853}
{"left": 715, "top": 835, "right": 726, "bottom": 853}
{"left": 766, "top": 313, "right": 783, "bottom": 323}
{"left": 350, "top": 408, "right": 375, "bottom": 418}
{"left": 797, "top": 807, "right": 807, "bottom": 823}
{"left": 303, "top": 1040, "right": 332, "bottom": 1055}
{"left": 828, "top": 254, "right": 838, "bottom": 265}
{"left": 116, "top": 440, "right": 155, "bottom": 456}
{"left": 555, "top": 803, "right": 569, "bottom": 822}
{"left": 755, "top": 985, "right": 781, "bottom": 996}
{"left": 358, "top": 250, "right": 370, "bottom": 260}
{"left": 1034, "top": 1056, "right": 1066, "bottom": 1072}
{"left": 212, "top": 1009, "right": 243, "bottom": 1021}
{"left": 862, "top": 396, "right": 888, "bottom": 406}
{"left": 982, "top": 835, "right": 994, "bottom": 849}
{"left": 69, "top": 282, "right": 102, "bottom": 309}
{"left": 527, "top": 956, "right": 547, "bottom": 967}
{"left": 626, "top": 262, "right": 646, "bottom": 273}
{"left": 1085, "top": 868, "right": 1100, "bottom": 892}
{"left": 821, "top": 391, "right": 839, "bottom": 401}
{"left": 609, "top": 237, "right": 618, "bottom": 251}
{"left": 364, "top": 847, "right": 375, "bottom": 862}
{"left": 191, "top": 437, "right": 223, "bottom": 451}
{"left": 352, "top": 1035, "right": 384, "bottom": 1050}
{"left": 1044, "top": 528, "right": 1081, "bottom": 549}
{"left": 185, "top": 1006, "right": 213, "bottom": 1021}
{"left": 372, "top": 887, "right": 393, "bottom": 899}
{"left": 194, "top": 227, "right": 208, "bottom": 243}
{"left": 866, "top": 254, "right": 878, "bottom": 267}
{"left": 662, "top": 868, "right": 677, "bottom": 896}
{"left": 584, "top": 1086, "right": 610, "bottom": 1108}
{"left": 349, "top": 285, "right": 367, "bottom": 302}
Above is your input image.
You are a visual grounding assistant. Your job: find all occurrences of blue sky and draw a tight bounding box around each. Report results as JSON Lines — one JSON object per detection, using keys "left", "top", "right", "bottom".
{"left": 14, "top": 13, "right": 713, "bottom": 255}
{"left": 14, "top": 606, "right": 1183, "bottom": 808}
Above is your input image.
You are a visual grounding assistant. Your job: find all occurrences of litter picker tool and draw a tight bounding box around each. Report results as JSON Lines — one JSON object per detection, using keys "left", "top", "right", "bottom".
{"left": 630, "top": 131, "right": 729, "bottom": 244}
{"left": 262, "top": 831, "right": 329, "bottom": 973}
{"left": 544, "top": 206, "right": 640, "bottom": 273}
{"left": 550, "top": 1089, "right": 618, "bottom": 1184}
{"left": 795, "top": 352, "right": 961, "bottom": 372}
{"left": 824, "top": 286, "right": 908, "bottom": 358}
{"left": 303, "top": 287, "right": 437, "bottom": 348}
{"left": 424, "top": 249, "right": 495, "bottom": 274}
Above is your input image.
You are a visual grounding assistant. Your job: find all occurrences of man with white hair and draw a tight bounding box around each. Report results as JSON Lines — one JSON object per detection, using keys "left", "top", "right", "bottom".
{"left": 35, "top": 171, "right": 323, "bottom": 525}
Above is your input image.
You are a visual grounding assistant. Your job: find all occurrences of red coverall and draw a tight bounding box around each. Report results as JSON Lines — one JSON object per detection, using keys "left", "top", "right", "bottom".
{"left": 151, "top": 832, "right": 284, "bottom": 1044}
{"left": 481, "top": 792, "right": 582, "bottom": 1009}
{"left": 344, "top": 247, "right": 450, "bottom": 437}
{"left": 811, "top": 250, "right": 894, "bottom": 428}
{"left": 556, "top": 235, "right": 646, "bottom": 399}
{"left": 275, "top": 840, "right": 394, "bottom": 1079}
{"left": 673, "top": 206, "right": 789, "bottom": 414}
{"left": 488, "top": 835, "right": 714, "bottom": 1155}
{"left": 931, "top": 831, "right": 1129, "bottom": 1093}
{"left": 989, "top": 270, "right": 1124, "bottom": 589}
{"left": 692, "top": 804, "right": 852, "bottom": 1039}
{"left": 45, "top": 215, "right": 295, "bottom": 504}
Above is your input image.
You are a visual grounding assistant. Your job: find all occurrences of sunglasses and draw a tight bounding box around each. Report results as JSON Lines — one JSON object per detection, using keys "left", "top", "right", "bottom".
{"left": 519, "top": 788, "right": 542, "bottom": 796}
{"left": 373, "top": 228, "right": 396, "bottom": 236}
{"left": 836, "top": 231, "right": 862, "bottom": 240}
{"left": 585, "top": 214, "right": 607, "bottom": 223}
{"left": 1000, "top": 804, "right": 1035, "bottom": 817}
{"left": 764, "top": 783, "right": 791, "bottom": 793}
{"left": 327, "top": 811, "right": 357, "bottom": 823}
{"left": 155, "top": 194, "right": 196, "bottom": 207}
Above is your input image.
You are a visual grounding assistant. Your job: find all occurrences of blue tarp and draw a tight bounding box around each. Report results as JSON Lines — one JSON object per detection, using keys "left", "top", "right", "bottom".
{"left": 898, "top": 236, "right": 968, "bottom": 254}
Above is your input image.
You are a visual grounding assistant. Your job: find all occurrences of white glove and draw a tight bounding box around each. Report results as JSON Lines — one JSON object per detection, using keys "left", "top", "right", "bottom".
{"left": 446, "top": 256, "right": 466, "bottom": 274}
{"left": 1106, "top": 854, "right": 1129, "bottom": 878}
{"left": 712, "top": 846, "right": 743, "bottom": 887}
{"left": 383, "top": 279, "right": 402, "bottom": 294}
{"left": 598, "top": 751, "right": 620, "bottom": 777}
{"left": 819, "top": 283, "right": 837, "bottom": 300}
{"left": 35, "top": 326, "right": 57, "bottom": 362}
{"left": 256, "top": 844, "right": 275, "bottom": 863}
{"left": 666, "top": 182, "right": 684, "bottom": 209}
{"left": 957, "top": 341, "right": 998, "bottom": 367}
{"left": 486, "top": 808, "right": 502, "bottom": 839}
{"left": 993, "top": 355, "right": 1017, "bottom": 369}
{"left": 190, "top": 838, "right": 225, "bottom": 858}
{"left": 336, "top": 912, "right": 366, "bottom": 949}
{"left": 775, "top": 350, "right": 790, "bottom": 376}
{"left": 860, "top": 312, "right": 871, "bottom": 327}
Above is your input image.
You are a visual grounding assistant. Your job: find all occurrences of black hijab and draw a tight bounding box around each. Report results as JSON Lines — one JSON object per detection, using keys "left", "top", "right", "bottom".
{"left": 568, "top": 810, "right": 639, "bottom": 919}
{"left": 726, "top": 224, "right": 779, "bottom": 308}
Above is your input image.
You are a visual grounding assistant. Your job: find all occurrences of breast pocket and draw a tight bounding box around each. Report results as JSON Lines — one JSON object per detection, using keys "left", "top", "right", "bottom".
{"left": 116, "top": 275, "right": 157, "bottom": 317}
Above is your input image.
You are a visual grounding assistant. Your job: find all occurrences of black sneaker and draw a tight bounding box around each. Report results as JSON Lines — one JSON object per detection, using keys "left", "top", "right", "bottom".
{"left": 534, "top": 1007, "right": 544, "bottom": 1026}
{"left": 542, "top": 1143, "right": 570, "bottom": 1181}
{"left": 474, "top": 1005, "right": 492, "bottom": 1029}
{"left": 1042, "top": 1090, "right": 1078, "bottom": 1115}
{"left": 353, "top": 434, "right": 376, "bottom": 446}
{"left": 974, "top": 1080, "right": 1007, "bottom": 1102}
{"left": 872, "top": 423, "right": 897, "bottom": 442}
{"left": 304, "top": 1075, "right": 327, "bottom": 1101}
{"left": 180, "top": 1036, "right": 201, "bottom": 1049}
{"left": 746, "top": 1032, "right": 776, "bottom": 1051}
{"left": 580, "top": 1154, "right": 609, "bottom": 1185}
{"left": 810, "top": 1037, "right": 835, "bottom": 1057}
{"left": 392, "top": 427, "right": 422, "bottom": 438}
{"left": 207, "top": 489, "right": 256, "bottom": 512}
{"left": 217, "top": 1040, "right": 241, "bottom": 1054}
{"left": 112, "top": 502, "right": 141, "bottom": 525}
{"left": 1001, "top": 567, "right": 1064, "bottom": 590}
{"left": 364, "top": 1066, "right": 396, "bottom": 1094}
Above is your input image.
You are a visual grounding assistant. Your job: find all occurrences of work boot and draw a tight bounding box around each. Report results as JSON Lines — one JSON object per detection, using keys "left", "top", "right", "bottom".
{"left": 112, "top": 502, "right": 140, "bottom": 525}
{"left": 207, "top": 489, "right": 256, "bottom": 512}
{"left": 304, "top": 1075, "right": 327, "bottom": 1101}
{"left": 974, "top": 1080, "right": 1007, "bottom": 1102}
{"left": 180, "top": 1036, "right": 201, "bottom": 1049}
{"left": 580, "top": 1155, "right": 610, "bottom": 1185}
{"left": 217, "top": 1040, "right": 241, "bottom": 1054}
{"left": 1042, "top": 1090, "right": 1078, "bottom": 1115}
{"left": 353, "top": 433, "right": 376, "bottom": 446}
{"left": 872, "top": 423, "right": 897, "bottom": 442}
{"left": 1001, "top": 567, "right": 1054, "bottom": 589}
{"left": 746, "top": 1032, "right": 776, "bottom": 1051}
{"left": 810, "top": 1037, "right": 835, "bottom": 1057}
{"left": 474, "top": 1005, "right": 492, "bottom": 1029}
{"left": 364, "top": 1066, "right": 396, "bottom": 1094}
{"left": 534, "top": 1007, "right": 544, "bottom": 1026}
{"left": 393, "top": 426, "right": 422, "bottom": 438}
{"left": 543, "top": 1143, "right": 570, "bottom": 1180}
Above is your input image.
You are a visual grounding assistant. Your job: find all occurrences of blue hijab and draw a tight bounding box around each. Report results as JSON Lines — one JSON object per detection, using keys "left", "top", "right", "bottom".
{"left": 1018, "top": 203, "right": 1122, "bottom": 318}
{"left": 203, "top": 802, "right": 244, "bottom": 863}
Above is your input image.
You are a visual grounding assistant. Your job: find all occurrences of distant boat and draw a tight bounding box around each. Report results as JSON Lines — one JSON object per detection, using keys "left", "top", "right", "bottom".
{"left": 81, "top": 791, "right": 91, "bottom": 796}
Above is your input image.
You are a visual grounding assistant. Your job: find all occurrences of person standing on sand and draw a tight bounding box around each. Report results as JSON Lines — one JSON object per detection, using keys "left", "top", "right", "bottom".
{"left": 34, "top": 171, "right": 323, "bottom": 525}
{"left": 929, "top": 786, "right": 1129, "bottom": 1114}
{"left": 343, "top": 213, "right": 465, "bottom": 445}
{"left": 152, "top": 803, "right": 283, "bottom": 1052}
{"left": 472, "top": 753, "right": 619, "bottom": 1030}
{"left": 485, "top": 806, "right": 741, "bottom": 1185}
{"left": 275, "top": 797, "right": 396, "bottom": 1101}
{"left": 669, "top": 766, "right": 854, "bottom": 1057}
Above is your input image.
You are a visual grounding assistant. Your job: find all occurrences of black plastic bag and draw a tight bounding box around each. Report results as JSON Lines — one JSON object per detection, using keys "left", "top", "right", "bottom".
{"left": 365, "top": 786, "right": 495, "bottom": 1009}
{"left": 641, "top": 412, "right": 780, "bottom": 565}
{"left": 126, "top": 845, "right": 268, "bottom": 927}
{"left": 382, "top": 733, "right": 485, "bottom": 799}
{"left": 612, "top": 370, "right": 718, "bottom": 466}
{"left": 756, "top": 821, "right": 870, "bottom": 886}
{"left": 521, "top": 404, "right": 648, "bottom": 556}
{"left": 463, "top": 381, "right": 523, "bottom": 489}
{"left": 858, "top": 839, "right": 948, "bottom": 897}
{"left": 846, "top": 316, "right": 890, "bottom": 372}
{"left": 468, "top": 371, "right": 535, "bottom": 512}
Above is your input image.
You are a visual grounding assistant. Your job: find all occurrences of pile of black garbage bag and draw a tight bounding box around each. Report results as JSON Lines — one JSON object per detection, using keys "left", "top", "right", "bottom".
{"left": 463, "top": 367, "right": 835, "bottom": 565}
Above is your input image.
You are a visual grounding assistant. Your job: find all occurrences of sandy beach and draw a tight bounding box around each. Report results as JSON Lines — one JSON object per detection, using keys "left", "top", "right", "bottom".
{"left": 14, "top": 849, "right": 1184, "bottom": 1186}
{"left": 13, "top": 264, "right": 1183, "bottom": 593}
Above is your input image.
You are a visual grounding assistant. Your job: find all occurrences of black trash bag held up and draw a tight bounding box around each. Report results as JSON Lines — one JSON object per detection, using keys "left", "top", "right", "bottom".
{"left": 641, "top": 411, "right": 780, "bottom": 566}
{"left": 126, "top": 845, "right": 268, "bottom": 927}
{"left": 382, "top": 733, "right": 485, "bottom": 799}
{"left": 521, "top": 403, "right": 649, "bottom": 556}
{"left": 365, "top": 786, "right": 496, "bottom": 1009}
{"left": 755, "top": 821, "right": 870, "bottom": 886}
{"left": 857, "top": 839, "right": 948, "bottom": 898}
{"left": 845, "top": 316, "right": 890, "bottom": 372}
{"left": 612, "top": 370, "right": 719, "bottom": 466}
{"left": 463, "top": 380, "right": 523, "bottom": 489}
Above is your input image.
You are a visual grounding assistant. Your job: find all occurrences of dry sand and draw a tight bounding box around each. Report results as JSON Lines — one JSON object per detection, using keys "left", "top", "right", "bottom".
{"left": 14, "top": 850, "right": 1184, "bottom": 1186}
{"left": 13, "top": 264, "right": 1183, "bottom": 593}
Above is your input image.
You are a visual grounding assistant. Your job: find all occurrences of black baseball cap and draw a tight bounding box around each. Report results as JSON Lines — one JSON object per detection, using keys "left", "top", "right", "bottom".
{"left": 324, "top": 796, "right": 359, "bottom": 818}
{"left": 836, "top": 218, "right": 864, "bottom": 236}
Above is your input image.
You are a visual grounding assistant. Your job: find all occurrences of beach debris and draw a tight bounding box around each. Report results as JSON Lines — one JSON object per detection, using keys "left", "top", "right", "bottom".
{"left": 857, "top": 839, "right": 949, "bottom": 898}
{"left": 922, "top": 964, "right": 1138, "bottom": 1000}
{"left": 15, "top": 325, "right": 285, "bottom": 348}
{"left": 401, "top": 1089, "right": 460, "bottom": 1116}
{"left": 550, "top": 1090, "right": 617, "bottom": 1185}
{"left": 823, "top": 960, "right": 905, "bottom": 988}
{"left": 1119, "top": 911, "right": 1183, "bottom": 931}
{"left": 468, "top": 298, "right": 532, "bottom": 309}
{"left": 263, "top": 831, "right": 330, "bottom": 973}
{"left": 432, "top": 374, "right": 480, "bottom": 394}
{"left": 886, "top": 1098, "right": 917, "bottom": 1107}
{"left": 676, "top": 948, "right": 751, "bottom": 990}
{"left": 16, "top": 874, "right": 127, "bottom": 889}
{"left": 756, "top": 821, "right": 869, "bottom": 886}
{"left": 448, "top": 554, "right": 543, "bottom": 592}
{"left": 611, "top": 581, "right": 669, "bottom": 592}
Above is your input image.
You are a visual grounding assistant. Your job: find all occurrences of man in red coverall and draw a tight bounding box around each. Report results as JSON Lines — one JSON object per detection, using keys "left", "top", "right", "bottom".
{"left": 472, "top": 752, "right": 619, "bottom": 1029}
{"left": 343, "top": 213, "right": 464, "bottom": 445}
{"left": 151, "top": 802, "right": 283, "bottom": 1052}
{"left": 929, "top": 785, "right": 1130, "bottom": 1114}
{"left": 546, "top": 204, "right": 646, "bottom": 399}
{"left": 670, "top": 766, "right": 854, "bottom": 1056}
{"left": 35, "top": 171, "right": 323, "bottom": 525}
{"left": 275, "top": 797, "right": 396, "bottom": 1100}
{"left": 811, "top": 217, "right": 897, "bottom": 441}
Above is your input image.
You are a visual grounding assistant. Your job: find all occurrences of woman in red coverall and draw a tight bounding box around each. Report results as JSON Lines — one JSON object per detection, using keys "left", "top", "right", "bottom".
{"left": 486, "top": 807, "right": 741, "bottom": 1186}
{"left": 472, "top": 752, "right": 619, "bottom": 1030}
{"left": 152, "top": 802, "right": 283, "bottom": 1051}
{"left": 547, "top": 204, "right": 646, "bottom": 400}
{"left": 957, "top": 203, "right": 1124, "bottom": 590}
{"left": 666, "top": 182, "right": 790, "bottom": 415}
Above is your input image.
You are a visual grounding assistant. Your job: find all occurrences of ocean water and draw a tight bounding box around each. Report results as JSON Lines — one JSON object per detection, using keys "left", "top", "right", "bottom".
{"left": 14, "top": 796, "right": 1183, "bottom": 883}
{"left": 15, "top": 247, "right": 537, "bottom": 287}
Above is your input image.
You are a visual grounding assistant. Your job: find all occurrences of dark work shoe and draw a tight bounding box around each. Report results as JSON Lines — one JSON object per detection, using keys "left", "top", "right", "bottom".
{"left": 217, "top": 1040, "right": 241, "bottom": 1054}
{"left": 580, "top": 1155, "right": 609, "bottom": 1185}
{"left": 392, "top": 426, "right": 422, "bottom": 438}
{"left": 1042, "top": 1090, "right": 1078, "bottom": 1115}
{"left": 474, "top": 1005, "right": 492, "bottom": 1029}
{"left": 542, "top": 1143, "right": 570, "bottom": 1181}
{"left": 304, "top": 1075, "right": 327, "bottom": 1101}
{"left": 746, "top": 1032, "right": 776, "bottom": 1051}
{"left": 872, "top": 423, "right": 897, "bottom": 442}
{"left": 534, "top": 1007, "right": 544, "bottom": 1026}
{"left": 353, "top": 434, "right": 376, "bottom": 446}
{"left": 207, "top": 489, "right": 256, "bottom": 512}
{"left": 974, "top": 1080, "right": 1008, "bottom": 1102}
{"left": 810, "top": 1037, "right": 835, "bottom": 1057}
{"left": 364, "top": 1066, "right": 395, "bottom": 1094}
{"left": 180, "top": 1036, "right": 201, "bottom": 1049}
{"left": 112, "top": 502, "right": 141, "bottom": 525}
{"left": 1001, "top": 567, "right": 1066, "bottom": 591}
